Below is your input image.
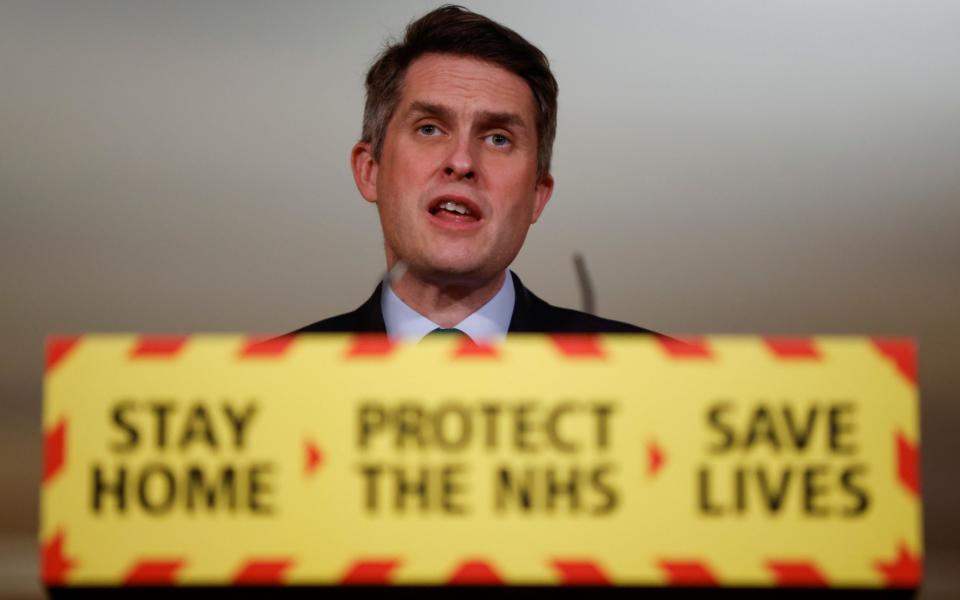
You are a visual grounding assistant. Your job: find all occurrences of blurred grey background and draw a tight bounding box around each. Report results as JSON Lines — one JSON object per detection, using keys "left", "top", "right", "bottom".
{"left": 1, "top": 0, "right": 958, "bottom": 597}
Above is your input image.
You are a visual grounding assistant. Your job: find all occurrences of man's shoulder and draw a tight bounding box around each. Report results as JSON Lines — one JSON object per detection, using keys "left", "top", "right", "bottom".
{"left": 508, "top": 272, "right": 660, "bottom": 335}
{"left": 528, "top": 302, "right": 652, "bottom": 334}
{"left": 294, "top": 311, "right": 362, "bottom": 333}
{"left": 293, "top": 283, "right": 385, "bottom": 334}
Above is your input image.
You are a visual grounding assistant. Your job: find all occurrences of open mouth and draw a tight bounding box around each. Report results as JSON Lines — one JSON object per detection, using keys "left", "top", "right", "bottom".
{"left": 427, "top": 196, "right": 482, "bottom": 223}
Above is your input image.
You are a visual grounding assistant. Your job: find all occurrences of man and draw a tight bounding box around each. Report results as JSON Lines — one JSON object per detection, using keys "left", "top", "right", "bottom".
{"left": 298, "top": 5, "right": 657, "bottom": 341}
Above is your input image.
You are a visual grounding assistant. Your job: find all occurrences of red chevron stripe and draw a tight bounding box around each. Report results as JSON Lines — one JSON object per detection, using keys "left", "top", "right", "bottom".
{"left": 767, "top": 560, "right": 828, "bottom": 586}
{"left": 551, "top": 560, "right": 611, "bottom": 585}
{"left": 447, "top": 560, "right": 503, "bottom": 585}
{"left": 657, "top": 337, "right": 712, "bottom": 359}
{"left": 42, "top": 419, "right": 67, "bottom": 485}
{"left": 239, "top": 335, "right": 295, "bottom": 357}
{"left": 454, "top": 338, "right": 499, "bottom": 358}
{"left": 46, "top": 336, "right": 81, "bottom": 372}
{"left": 659, "top": 560, "right": 718, "bottom": 586}
{"left": 123, "top": 559, "right": 185, "bottom": 585}
{"left": 872, "top": 338, "right": 917, "bottom": 384}
{"left": 232, "top": 558, "right": 293, "bottom": 585}
{"left": 346, "top": 334, "right": 394, "bottom": 357}
{"left": 550, "top": 334, "right": 605, "bottom": 358}
{"left": 131, "top": 336, "right": 188, "bottom": 358}
{"left": 896, "top": 431, "right": 920, "bottom": 497}
{"left": 764, "top": 337, "right": 820, "bottom": 359}
{"left": 339, "top": 559, "right": 401, "bottom": 584}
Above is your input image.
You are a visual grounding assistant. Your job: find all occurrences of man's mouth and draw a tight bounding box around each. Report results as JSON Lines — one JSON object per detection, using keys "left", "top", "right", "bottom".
{"left": 427, "top": 196, "right": 482, "bottom": 223}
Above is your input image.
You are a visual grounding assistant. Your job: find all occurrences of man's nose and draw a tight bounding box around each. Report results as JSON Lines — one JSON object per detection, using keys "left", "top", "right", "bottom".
{"left": 442, "top": 137, "right": 476, "bottom": 181}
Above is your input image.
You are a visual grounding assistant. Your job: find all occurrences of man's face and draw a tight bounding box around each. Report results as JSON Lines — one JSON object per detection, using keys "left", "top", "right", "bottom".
{"left": 353, "top": 53, "right": 553, "bottom": 286}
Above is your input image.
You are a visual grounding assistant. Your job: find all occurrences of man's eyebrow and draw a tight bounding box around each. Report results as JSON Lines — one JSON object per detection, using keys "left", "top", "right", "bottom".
{"left": 475, "top": 110, "right": 526, "bottom": 130}
{"left": 405, "top": 102, "right": 527, "bottom": 130}
{"left": 407, "top": 101, "right": 454, "bottom": 122}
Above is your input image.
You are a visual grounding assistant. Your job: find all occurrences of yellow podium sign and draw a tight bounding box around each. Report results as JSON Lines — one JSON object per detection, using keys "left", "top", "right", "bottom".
{"left": 41, "top": 334, "right": 921, "bottom": 589}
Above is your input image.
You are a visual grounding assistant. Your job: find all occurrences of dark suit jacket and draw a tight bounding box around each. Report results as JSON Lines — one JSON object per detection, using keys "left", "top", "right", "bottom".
{"left": 295, "top": 271, "right": 657, "bottom": 335}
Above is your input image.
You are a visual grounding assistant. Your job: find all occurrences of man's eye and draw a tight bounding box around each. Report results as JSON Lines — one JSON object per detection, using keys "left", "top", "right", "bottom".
{"left": 487, "top": 133, "right": 511, "bottom": 147}
{"left": 418, "top": 124, "right": 441, "bottom": 136}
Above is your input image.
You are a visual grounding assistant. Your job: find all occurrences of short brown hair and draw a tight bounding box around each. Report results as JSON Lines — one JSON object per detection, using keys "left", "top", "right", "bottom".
{"left": 361, "top": 5, "right": 558, "bottom": 181}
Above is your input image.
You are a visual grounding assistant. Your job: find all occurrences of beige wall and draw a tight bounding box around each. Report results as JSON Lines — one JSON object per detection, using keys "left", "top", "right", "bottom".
{"left": 2, "top": 1, "right": 958, "bottom": 596}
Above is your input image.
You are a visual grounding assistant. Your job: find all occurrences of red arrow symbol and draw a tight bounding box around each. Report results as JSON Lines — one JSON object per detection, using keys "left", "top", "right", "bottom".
{"left": 647, "top": 439, "right": 666, "bottom": 478}
{"left": 875, "top": 542, "right": 922, "bottom": 588}
{"left": 41, "top": 529, "right": 76, "bottom": 585}
{"left": 304, "top": 440, "right": 323, "bottom": 476}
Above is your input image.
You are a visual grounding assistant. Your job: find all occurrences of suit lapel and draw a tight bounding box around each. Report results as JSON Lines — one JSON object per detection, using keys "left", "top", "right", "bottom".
{"left": 355, "top": 282, "right": 387, "bottom": 332}
{"left": 507, "top": 271, "right": 541, "bottom": 333}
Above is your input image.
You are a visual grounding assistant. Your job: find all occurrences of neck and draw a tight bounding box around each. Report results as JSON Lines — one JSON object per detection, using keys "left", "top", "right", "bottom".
{"left": 388, "top": 269, "right": 507, "bottom": 328}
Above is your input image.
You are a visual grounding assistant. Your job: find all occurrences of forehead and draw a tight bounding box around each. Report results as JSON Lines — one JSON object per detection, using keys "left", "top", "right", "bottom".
{"left": 398, "top": 53, "right": 536, "bottom": 122}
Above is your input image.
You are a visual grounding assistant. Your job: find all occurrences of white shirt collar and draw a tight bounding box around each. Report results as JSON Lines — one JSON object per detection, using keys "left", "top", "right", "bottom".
{"left": 381, "top": 271, "right": 515, "bottom": 343}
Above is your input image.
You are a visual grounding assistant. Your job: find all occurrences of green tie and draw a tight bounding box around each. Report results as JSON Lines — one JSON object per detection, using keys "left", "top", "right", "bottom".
{"left": 424, "top": 327, "right": 469, "bottom": 339}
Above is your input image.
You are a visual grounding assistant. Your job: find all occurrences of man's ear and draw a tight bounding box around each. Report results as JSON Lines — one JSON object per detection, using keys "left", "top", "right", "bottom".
{"left": 530, "top": 174, "right": 554, "bottom": 224}
{"left": 351, "top": 141, "right": 378, "bottom": 203}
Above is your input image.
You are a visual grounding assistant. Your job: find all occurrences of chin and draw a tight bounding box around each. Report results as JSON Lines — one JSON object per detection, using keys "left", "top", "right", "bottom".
{"left": 411, "top": 256, "right": 501, "bottom": 286}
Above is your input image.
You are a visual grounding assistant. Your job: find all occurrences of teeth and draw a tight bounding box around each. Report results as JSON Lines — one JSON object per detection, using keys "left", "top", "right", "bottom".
{"left": 440, "top": 201, "right": 469, "bottom": 215}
